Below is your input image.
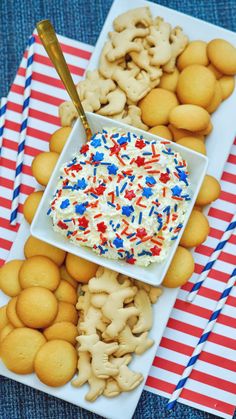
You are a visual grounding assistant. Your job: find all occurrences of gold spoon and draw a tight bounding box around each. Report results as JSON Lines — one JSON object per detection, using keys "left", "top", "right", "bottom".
{"left": 36, "top": 19, "right": 92, "bottom": 141}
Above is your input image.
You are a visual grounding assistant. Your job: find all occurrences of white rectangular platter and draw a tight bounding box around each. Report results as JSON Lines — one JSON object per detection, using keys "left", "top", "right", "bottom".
{"left": 1, "top": 0, "right": 236, "bottom": 418}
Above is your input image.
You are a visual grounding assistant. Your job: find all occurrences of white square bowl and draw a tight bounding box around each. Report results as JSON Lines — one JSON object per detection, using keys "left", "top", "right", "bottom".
{"left": 31, "top": 112, "right": 208, "bottom": 285}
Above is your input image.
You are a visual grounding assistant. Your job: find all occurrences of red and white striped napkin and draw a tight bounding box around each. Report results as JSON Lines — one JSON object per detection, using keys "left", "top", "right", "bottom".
{"left": 0, "top": 32, "right": 235, "bottom": 419}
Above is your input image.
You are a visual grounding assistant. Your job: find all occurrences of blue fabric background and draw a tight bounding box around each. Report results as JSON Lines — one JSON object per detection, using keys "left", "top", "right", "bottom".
{"left": 0, "top": 0, "right": 235, "bottom": 418}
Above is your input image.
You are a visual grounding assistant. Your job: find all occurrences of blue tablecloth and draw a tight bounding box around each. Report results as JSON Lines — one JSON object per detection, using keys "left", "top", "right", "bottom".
{"left": 0, "top": 1, "right": 235, "bottom": 418}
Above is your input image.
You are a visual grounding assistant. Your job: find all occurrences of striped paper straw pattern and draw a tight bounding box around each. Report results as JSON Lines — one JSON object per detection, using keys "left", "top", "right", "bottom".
{"left": 0, "top": 97, "right": 7, "bottom": 156}
{"left": 167, "top": 266, "right": 236, "bottom": 410}
{"left": 187, "top": 212, "right": 236, "bottom": 302}
{"left": 10, "top": 35, "right": 35, "bottom": 225}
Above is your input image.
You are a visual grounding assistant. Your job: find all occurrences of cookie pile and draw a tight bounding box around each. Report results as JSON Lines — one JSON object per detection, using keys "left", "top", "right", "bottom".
{"left": 0, "top": 238, "right": 98, "bottom": 387}
{"left": 0, "top": 237, "right": 163, "bottom": 394}
{"left": 72, "top": 267, "right": 161, "bottom": 401}
{"left": 59, "top": 7, "right": 236, "bottom": 149}
{"left": 59, "top": 7, "right": 188, "bottom": 129}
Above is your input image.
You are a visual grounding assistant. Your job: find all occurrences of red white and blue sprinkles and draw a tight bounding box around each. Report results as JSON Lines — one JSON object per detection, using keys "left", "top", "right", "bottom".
{"left": 48, "top": 129, "right": 191, "bottom": 266}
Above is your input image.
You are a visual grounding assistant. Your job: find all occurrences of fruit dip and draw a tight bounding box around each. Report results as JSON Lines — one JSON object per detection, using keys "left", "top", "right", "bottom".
{"left": 48, "top": 128, "right": 191, "bottom": 266}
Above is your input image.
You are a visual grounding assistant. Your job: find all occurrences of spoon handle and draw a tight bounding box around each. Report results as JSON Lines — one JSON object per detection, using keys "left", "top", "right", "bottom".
{"left": 37, "top": 19, "right": 92, "bottom": 141}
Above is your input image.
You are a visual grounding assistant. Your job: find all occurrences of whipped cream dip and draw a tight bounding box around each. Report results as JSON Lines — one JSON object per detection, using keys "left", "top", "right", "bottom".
{"left": 48, "top": 128, "right": 191, "bottom": 266}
